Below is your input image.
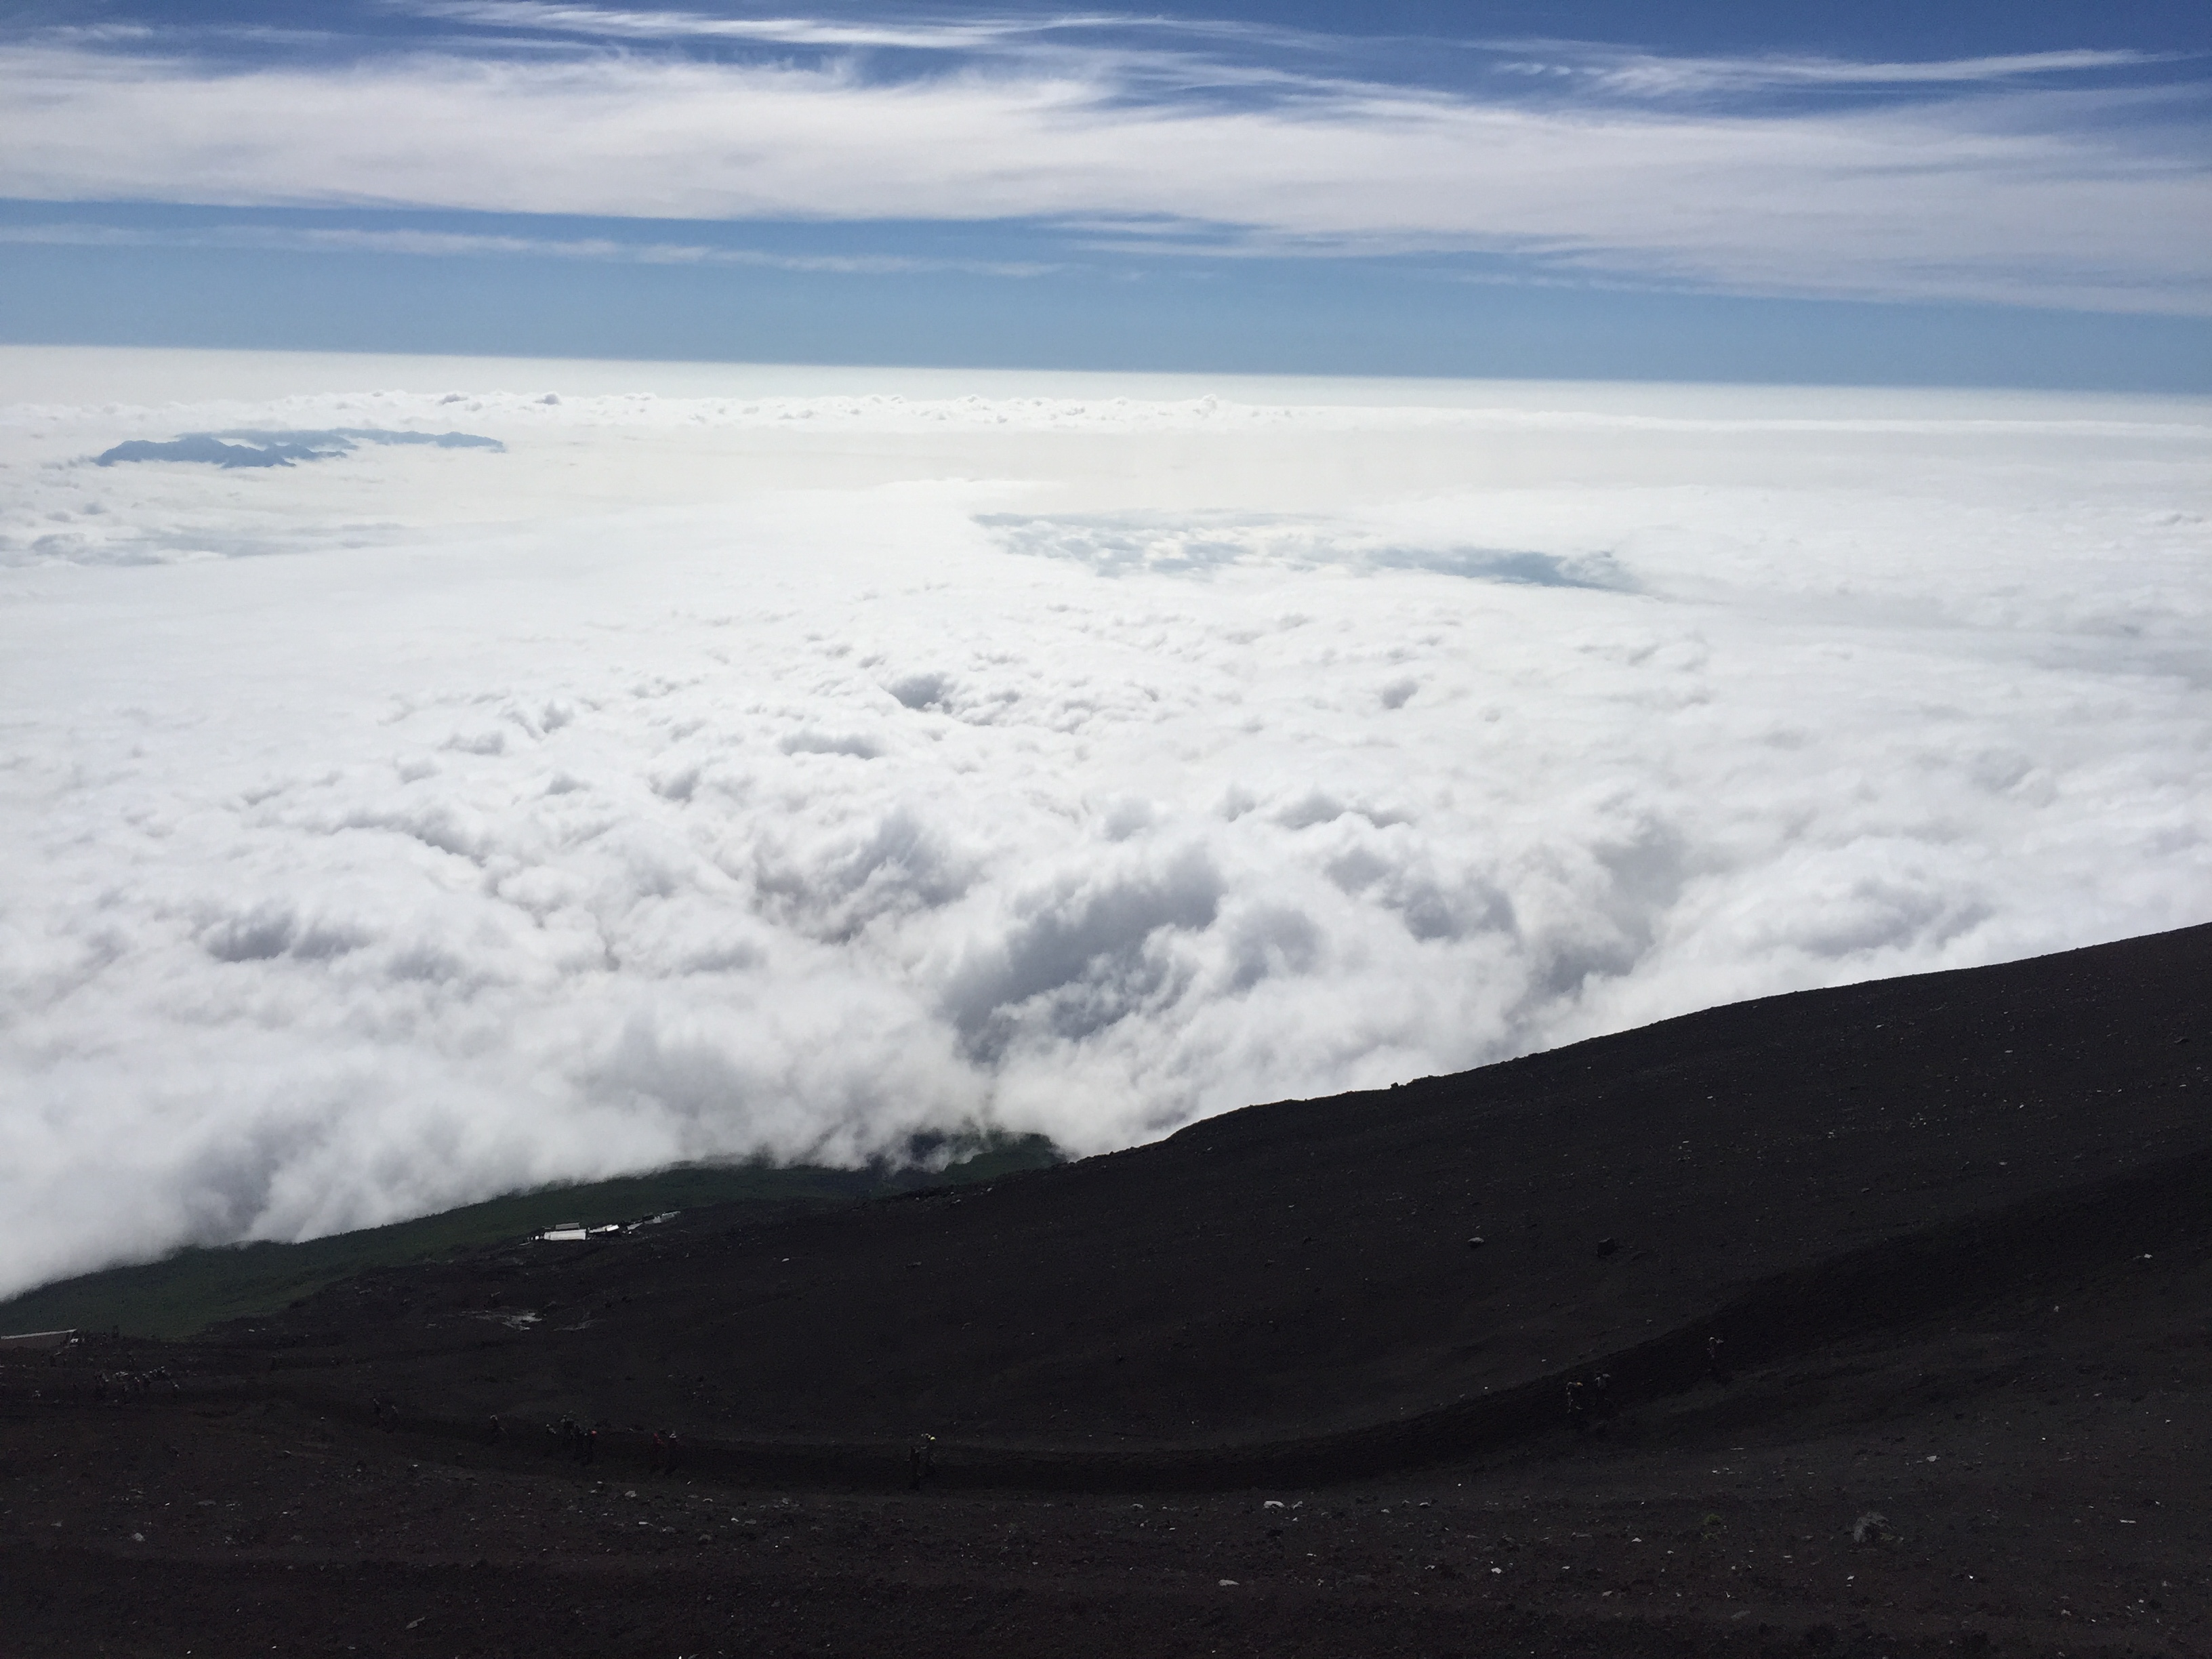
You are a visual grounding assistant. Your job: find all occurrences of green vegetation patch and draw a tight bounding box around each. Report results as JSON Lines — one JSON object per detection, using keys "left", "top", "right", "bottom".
{"left": 0, "top": 1134, "right": 1060, "bottom": 1340}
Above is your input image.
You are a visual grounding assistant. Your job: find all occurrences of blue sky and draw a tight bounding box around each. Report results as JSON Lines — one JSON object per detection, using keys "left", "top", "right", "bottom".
{"left": 3, "top": 0, "right": 2208, "bottom": 386}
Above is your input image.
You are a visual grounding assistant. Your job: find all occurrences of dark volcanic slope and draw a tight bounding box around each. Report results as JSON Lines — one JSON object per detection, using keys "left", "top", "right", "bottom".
{"left": 0, "top": 1136, "right": 1059, "bottom": 1340}
{"left": 229, "top": 922, "right": 2210, "bottom": 1465}
{"left": 6, "top": 924, "right": 2211, "bottom": 1659}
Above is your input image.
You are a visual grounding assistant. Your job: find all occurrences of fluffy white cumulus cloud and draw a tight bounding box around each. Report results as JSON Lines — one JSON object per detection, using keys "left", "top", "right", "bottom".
{"left": 1, "top": 348, "right": 2208, "bottom": 1298}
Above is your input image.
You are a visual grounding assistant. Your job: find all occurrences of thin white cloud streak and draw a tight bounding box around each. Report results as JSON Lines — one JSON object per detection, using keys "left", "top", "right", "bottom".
{"left": 0, "top": 37, "right": 2205, "bottom": 313}
{"left": 407, "top": 1, "right": 1130, "bottom": 52}
{"left": 402, "top": 2, "right": 1330, "bottom": 64}
{"left": 0, "top": 220, "right": 1057, "bottom": 275}
{"left": 1, "top": 356, "right": 2209, "bottom": 1300}
{"left": 1540, "top": 47, "right": 2177, "bottom": 98}
{"left": 420, "top": 6, "right": 2169, "bottom": 90}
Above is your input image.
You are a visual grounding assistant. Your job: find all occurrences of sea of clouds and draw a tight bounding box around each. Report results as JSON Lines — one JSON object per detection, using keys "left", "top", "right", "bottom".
{"left": 1, "top": 348, "right": 2207, "bottom": 1300}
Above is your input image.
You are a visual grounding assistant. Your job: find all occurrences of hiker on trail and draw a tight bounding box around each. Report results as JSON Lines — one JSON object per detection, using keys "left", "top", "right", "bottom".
{"left": 909, "top": 1434, "right": 937, "bottom": 1491}
{"left": 1564, "top": 1380, "right": 1588, "bottom": 1434}
{"left": 1591, "top": 1371, "right": 1615, "bottom": 1425}
{"left": 664, "top": 1432, "right": 683, "bottom": 1475}
{"left": 1706, "top": 1336, "right": 1731, "bottom": 1385}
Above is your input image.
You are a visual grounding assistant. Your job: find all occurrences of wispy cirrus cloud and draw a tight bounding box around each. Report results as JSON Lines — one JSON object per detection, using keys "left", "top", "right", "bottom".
{"left": 0, "top": 219, "right": 1058, "bottom": 276}
{"left": 0, "top": 8, "right": 2205, "bottom": 315}
{"left": 398, "top": 1, "right": 1331, "bottom": 62}
{"left": 396, "top": 5, "right": 2192, "bottom": 105}
{"left": 402, "top": 1, "right": 1129, "bottom": 52}
{"left": 1499, "top": 45, "right": 2182, "bottom": 100}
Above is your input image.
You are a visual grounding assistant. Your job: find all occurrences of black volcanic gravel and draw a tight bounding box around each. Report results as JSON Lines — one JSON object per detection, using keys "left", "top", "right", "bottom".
{"left": 3, "top": 922, "right": 2208, "bottom": 1656}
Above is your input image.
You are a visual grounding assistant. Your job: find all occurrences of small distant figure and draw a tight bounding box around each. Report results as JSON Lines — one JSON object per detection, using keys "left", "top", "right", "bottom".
{"left": 1591, "top": 1371, "right": 1615, "bottom": 1425}
{"left": 651, "top": 1431, "right": 667, "bottom": 1473}
{"left": 1706, "top": 1335, "right": 1732, "bottom": 1385}
{"left": 663, "top": 1432, "right": 682, "bottom": 1475}
{"left": 909, "top": 1433, "right": 937, "bottom": 1491}
{"left": 558, "top": 1418, "right": 594, "bottom": 1465}
{"left": 1564, "top": 1379, "right": 1588, "bottom": 1434}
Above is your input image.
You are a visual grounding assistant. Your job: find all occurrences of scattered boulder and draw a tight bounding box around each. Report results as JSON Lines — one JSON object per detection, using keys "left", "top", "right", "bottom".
{"left": 1849, "top": 1511, "right": 1892, "bottom": 1545}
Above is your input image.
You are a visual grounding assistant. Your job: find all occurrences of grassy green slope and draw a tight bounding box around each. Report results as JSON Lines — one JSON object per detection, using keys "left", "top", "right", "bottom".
{"left": 0, "top": 1136, "right": 1060, "bottom": 1340}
